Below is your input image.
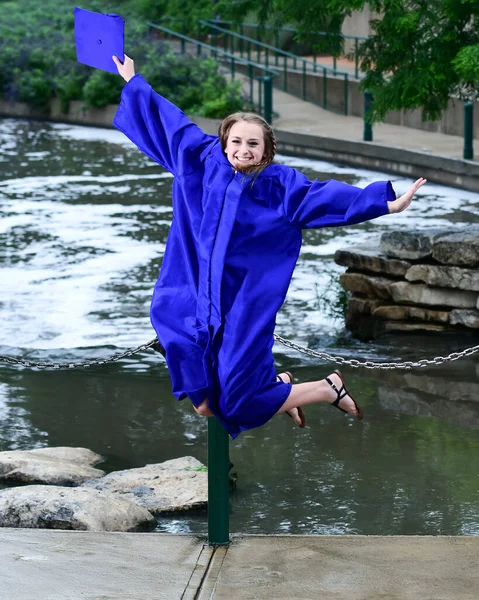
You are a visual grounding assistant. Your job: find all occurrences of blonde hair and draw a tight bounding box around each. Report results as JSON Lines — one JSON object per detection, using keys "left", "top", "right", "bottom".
{"left": 218, "top": 112, "right": 277, "bottom": 173}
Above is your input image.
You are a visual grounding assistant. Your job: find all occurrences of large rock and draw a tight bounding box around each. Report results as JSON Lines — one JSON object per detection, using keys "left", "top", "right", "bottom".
{"left": 380, "top": 230, "right": 446, "bottom": 260}
{"left": 344, "top": 295, "right": 385, "bottom": 340}
{"left": 401, "top": 372, "right": 479, "bottom": 404}
{"left": 334, "top": 245, "right": 410, "bottom": 277}
{"left": 406, "top": 264, "right": 479, "bottom": 291}
{"left": 0, "top": 447, "right": 104, "bottom": 485}
{"left": 0, "top": 486, "right": 155, "bottom": 531}
{"left": 382, "top": 321, "right": 449, "bottom": 333}
{"left": 432, "top": 228, "right": 479, "bottom": 267}
{"left": 389, "top": 282, "right": 478, "bottom": 308}
{"left": 339, "top": 272, "right": 394, "bottom": 299}
{"left": 373, "top": 304, "right": 450, "bottom": 323}
{"left": 346, "top": 295, "right": 384, "bottom": 316}
{"left": 377, "top": 386, "right": 479, "bottom": 429}
{"left": 82, "top": 456, "right": 207, "bottom": 513}
{"left": 450, "top": 309, "right": 479, "bottom": 328}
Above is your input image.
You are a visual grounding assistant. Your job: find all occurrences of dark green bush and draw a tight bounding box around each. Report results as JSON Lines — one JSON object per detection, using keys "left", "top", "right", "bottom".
{"left": 0, "top": 0, "right": 252, "bottom": 117}
{"left": 82, "top": 71, "right": 124, "bottom": 109}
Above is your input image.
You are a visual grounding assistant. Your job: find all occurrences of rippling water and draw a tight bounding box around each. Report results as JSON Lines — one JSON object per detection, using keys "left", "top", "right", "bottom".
{"left": 1, "top": 118, "right": 478, "bottom": 535}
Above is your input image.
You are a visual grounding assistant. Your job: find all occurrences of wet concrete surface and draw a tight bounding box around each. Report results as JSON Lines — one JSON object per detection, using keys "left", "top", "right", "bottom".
{"left": 1, "top": 530, "right": 477, "bottom": 599}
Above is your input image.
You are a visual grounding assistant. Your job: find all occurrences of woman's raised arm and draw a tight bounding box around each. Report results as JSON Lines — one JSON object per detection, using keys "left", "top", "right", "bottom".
{"left": 111, "top": 55, "right": 216, "bottom": 177}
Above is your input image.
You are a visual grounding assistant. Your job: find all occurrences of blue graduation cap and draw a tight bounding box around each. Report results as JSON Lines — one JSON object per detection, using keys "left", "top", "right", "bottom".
{"left": 74, "top": 7, "right": 125, "bottom": 74}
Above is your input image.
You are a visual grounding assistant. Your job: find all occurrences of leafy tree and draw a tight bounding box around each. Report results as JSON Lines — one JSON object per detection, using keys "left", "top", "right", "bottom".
{"left": 219, "top": 0, "right": 479, "bottom": 122}
{"left": 331, "top": 0, "right": 479, "bottom": 121}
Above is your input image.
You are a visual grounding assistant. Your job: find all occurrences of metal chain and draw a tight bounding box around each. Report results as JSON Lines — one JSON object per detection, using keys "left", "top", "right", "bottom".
{"left": 273, "top": 335, "right": 479, "bottom": 370}
{"left": 0, "top": 335, "right": 478, "bottom": 371}
{"left": 0, "top": 339, "right": 159, "bottom": 370}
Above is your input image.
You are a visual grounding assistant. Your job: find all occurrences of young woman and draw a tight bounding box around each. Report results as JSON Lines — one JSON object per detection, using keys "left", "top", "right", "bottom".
{"left": 112, "top": 55, "right": 426, "bottom": 438}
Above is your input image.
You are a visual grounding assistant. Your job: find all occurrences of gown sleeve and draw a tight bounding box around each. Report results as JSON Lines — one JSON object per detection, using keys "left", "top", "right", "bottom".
{"left": 283, "top": 168, "right": 395, "bottom": 228}
{"left": 112, "top": 74, "right": 216, "bottom": 177}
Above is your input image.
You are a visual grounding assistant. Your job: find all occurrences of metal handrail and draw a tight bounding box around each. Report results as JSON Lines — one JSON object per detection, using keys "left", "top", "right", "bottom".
{"left": 199, "top": 20, "right": 350, "bottom": 115}
{"left": 206, "top": 19, "right": 368, "bottom": 80}
{"left": 147, "top": 22, "right": 279, "bottom": 123}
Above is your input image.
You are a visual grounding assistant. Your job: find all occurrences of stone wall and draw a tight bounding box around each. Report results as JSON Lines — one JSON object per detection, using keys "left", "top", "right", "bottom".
{"left": 335, "top": 228, "right": 479, "bottom": 339}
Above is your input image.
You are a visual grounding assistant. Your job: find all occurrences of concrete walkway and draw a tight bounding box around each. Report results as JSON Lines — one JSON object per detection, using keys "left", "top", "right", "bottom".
{"left": 271, "top": 86, "right": 472, "bottom": 161}
{"left": 1, "top": 529, "right": 478, "bottom": 599}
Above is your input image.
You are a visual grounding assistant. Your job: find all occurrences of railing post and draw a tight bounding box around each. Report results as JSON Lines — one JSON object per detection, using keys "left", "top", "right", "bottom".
{"left": 302, "top": 61, "right": 307, "bottom": 100}
{"left": 323, "top": 67, "right": 327, "bottom": 109}
{"left": 355, "top": 38, "right": 359, "bottom": 79}
{"left": 344, "top": 73, "right": 349, "bottom": 116}
{"left": 464, "top": 101, "right": 474, "bottom": 160}
{"left": 249, "top": 64, "right": 254, "bottom": 102}
{"left": 264, "top": 76, "right": 273, "bottom": 124}
{"left": 364, "top": 89, "right": 373, "bottom": 141}
{"left": 207, "top": 418, "right": 230, "bottom": 545}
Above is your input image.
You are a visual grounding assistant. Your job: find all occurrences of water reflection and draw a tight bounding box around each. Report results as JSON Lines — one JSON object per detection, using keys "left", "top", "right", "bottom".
{"left": 0, "top": 118, "right": 478, "bottom": 536}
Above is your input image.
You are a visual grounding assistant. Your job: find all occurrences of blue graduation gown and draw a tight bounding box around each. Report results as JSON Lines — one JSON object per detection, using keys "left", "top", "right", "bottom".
{"left": 113, "top": 74, "right": 395, "bottom": 438}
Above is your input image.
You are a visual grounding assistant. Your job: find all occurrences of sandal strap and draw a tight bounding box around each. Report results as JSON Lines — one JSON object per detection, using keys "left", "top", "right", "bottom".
{"left": 325, "top": 376, "right": 346, "bottom": 407}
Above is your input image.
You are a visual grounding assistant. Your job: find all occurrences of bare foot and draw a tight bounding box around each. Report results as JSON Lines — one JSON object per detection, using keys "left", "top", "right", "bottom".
{"left": 193, "top": 398, "right": 214, "bottom": 417}
{"left": 278, "top": 372, "right": 305, "bottom": 427}
{"left": 325, "top": 371, "right": 362, "bottom": 419}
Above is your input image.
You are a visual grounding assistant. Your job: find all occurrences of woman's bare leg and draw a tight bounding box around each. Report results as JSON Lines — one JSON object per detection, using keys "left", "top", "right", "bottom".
{"left": 277, "top": 372, "right": 303, "bottom": 427}
{"left": 193, "top": 372, "right": 360, "bottom": 420}
{"left": 276, "top": 372, "right": 360, "bottom": 418}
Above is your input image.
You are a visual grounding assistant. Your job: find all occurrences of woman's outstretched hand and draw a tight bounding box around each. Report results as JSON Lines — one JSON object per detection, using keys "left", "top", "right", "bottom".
{"left": 388, "top": 177, "right": 427, "bottom": 214}
{"left": 112, "top": 54, "right": 135, "bottom": 82}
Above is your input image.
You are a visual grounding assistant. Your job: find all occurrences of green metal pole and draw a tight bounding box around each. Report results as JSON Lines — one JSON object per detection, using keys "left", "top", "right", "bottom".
{"left": 207, "top": 418, "right": 230, "bottom": 545}
{"left": 464, "top": 101, "right": 474, "bottom": 160}
{"left": 302, "top": 61, "right": 306, "bottom": 100}
{"left": 355, "top": 38, "right": 359, "bottom": 79}
{"left": 364, "top": 89, "right": 373, "bottom": 142}
{"left": 264, "top": 76, "right": 273, "bottom": 124}
{"left": 259, "top": 79, "right": 263, "bottom": 116}
{"left": 249, "top": 64, "right": 254, "bottom": 102}
{"left": 323, "top": 68, "right": 327, "bottom": 109}
{"left": 344, "top": 74, "right": 349, "bottom": 116}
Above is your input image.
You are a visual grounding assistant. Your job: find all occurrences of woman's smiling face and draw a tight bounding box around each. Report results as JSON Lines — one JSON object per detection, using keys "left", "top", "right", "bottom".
{"left": 225, "top": 121, "right": 266, "bottom": 171}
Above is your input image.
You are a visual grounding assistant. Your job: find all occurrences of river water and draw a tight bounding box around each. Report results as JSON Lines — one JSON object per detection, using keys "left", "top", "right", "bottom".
{"left": 0, "top": 118, "right": 478, "bottom": 536}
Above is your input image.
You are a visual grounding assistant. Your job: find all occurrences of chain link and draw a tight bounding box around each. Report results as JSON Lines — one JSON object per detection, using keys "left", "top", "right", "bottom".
{"left": 0, "top": 335, "right": 478, "bottom": 371}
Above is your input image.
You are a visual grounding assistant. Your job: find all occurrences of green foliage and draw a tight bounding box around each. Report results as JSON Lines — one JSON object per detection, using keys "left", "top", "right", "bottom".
{"left": 452, "top": 43, "right": 479, "bottom": 85}
{"left": 82, "top": 71, "right": 124, "bottom": 109}
{"left": 0, "top": 0, "right": 250, "bottom": 117}
{"left": 346, "top": 1, "right": 479, "bottom": 121}
{"left": 314, "top": 270, "right": 349, "bottom": 321}
{"left": 217, "top": 0, "right": 345, "bottom": 55}
{"left": 14, "top": 68, "right": 53, "bottom": 108}
{"left": 221, "top": 0, "right": 479, "bottom": 122}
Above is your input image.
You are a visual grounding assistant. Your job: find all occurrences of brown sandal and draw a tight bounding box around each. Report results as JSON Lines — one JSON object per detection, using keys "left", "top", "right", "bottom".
{"left": 278, "top": 371, "right": 306, "bottom": 428}
{"left": 325, "top": 369, "right": 363, "bottom": 420}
